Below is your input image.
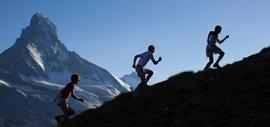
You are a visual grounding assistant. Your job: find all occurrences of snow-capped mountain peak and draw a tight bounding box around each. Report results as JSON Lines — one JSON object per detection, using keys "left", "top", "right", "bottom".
{"left": 30, "top": 13, "right": 57, "bottom": 34}
{"left": 0, "top": 13, "right": 131, "bottom": 127}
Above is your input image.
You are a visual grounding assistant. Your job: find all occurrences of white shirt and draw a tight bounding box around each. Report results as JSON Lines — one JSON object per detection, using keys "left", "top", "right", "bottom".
{"left": 137, "top": 51, "right": 154, "bottom": 67}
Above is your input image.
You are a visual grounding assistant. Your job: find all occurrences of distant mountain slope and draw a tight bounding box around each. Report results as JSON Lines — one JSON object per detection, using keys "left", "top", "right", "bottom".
{"left": 66, "top": 47, "right": 270, "bottom": 127}
{"left": 121, "top": 72, "right": 140, "bottom": 90}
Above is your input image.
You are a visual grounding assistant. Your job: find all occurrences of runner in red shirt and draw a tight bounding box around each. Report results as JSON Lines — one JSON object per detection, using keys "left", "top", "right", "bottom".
{"left": 53, "top": 74, "right": 84, "bottom": 126}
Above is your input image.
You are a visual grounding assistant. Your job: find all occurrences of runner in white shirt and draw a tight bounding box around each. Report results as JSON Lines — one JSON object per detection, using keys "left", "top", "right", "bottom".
{"left": 203, "top": 25, "right": 229, "bottom": 71}
{"left": 132, "top": 45, "right": 162, "bottom": 94}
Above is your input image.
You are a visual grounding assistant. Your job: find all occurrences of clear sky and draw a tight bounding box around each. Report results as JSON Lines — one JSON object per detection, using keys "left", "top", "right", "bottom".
{"left": 0, "top": 0, "right": 270, "bottom": 83}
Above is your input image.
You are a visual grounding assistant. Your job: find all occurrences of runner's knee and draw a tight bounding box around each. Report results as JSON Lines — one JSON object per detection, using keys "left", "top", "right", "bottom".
{"left": 220, "top": 51, "right": 225, "bottom": 56}
{"left": 209, "top": 58, "right": 214, "bottom": 63}
{"left": 148, "top": 70, "right": 153, "bottom": 76}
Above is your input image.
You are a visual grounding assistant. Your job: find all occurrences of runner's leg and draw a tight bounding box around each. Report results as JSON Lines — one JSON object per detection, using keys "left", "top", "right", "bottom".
{"left": 144, "top": 69, "right": 153, "bottom": 84}
{"left": 133, "top": 66, "right": 147, "bottom": 96}
{"left": 204, "top": 55, "right": 214, "bottom": 71}
{"left": 137, "top": 66, "right": 146, "bottom": 86}
{"left": 59, "top": 103, "right": 74, "bottom": 123}
{"left": 214, "top": 49, "right": 225, "bottom": 67}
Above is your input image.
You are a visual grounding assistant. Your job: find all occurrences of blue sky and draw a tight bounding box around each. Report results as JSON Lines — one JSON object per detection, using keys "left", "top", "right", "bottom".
{"left": 0, "top": 0, "right": 270, "bottom": 83}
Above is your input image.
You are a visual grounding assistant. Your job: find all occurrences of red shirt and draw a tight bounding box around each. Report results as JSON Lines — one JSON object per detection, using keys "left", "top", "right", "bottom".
{"left": 60, "top": 82, "right": 75, "bottom": 100}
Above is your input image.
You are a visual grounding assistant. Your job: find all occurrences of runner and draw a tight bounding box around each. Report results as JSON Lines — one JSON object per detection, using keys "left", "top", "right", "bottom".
{"left": 203, "top": 25, "right": 229, "bottom": 71}
{"left": 53, "top": 74, "right": 84, "bottom": 127}
{"left": 132, "top": 45, "right": 162, "bottom": 96}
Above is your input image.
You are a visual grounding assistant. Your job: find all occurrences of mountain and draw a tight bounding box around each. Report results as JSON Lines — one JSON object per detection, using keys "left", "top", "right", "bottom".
{"left": 121, "top": 72, "right": 140, "bottom": 90}
{"left": 66, "top": 46, "right": 270, "bottom": 127}
{"left": 0, "top": 13, "right": 131, "bottom": 127}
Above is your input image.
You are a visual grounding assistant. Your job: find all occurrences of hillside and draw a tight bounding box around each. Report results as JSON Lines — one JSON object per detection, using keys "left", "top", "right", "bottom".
{"left": 65, "top": 47, "right": 270, "bottom": 127}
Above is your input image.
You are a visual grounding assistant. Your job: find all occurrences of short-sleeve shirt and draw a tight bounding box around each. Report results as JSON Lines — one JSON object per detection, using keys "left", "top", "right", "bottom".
{"left": 60, "top": 82, "right": 74, "bottom": 100}
{"left": 137, "top": 51, "right": 154, "bottom": 67}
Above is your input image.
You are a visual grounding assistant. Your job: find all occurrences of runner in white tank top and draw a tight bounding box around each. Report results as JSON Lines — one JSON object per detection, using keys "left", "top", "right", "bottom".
{"left": 204, "top": 25, "right": 229, "bottom": 71}
{"left": 132, "top": 45, "right": 162, "bottom": 96}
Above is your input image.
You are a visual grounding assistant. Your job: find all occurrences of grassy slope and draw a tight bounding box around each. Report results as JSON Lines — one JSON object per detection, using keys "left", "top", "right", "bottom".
{"left": 65, "top": 47, "right": 270, "bottom": 127}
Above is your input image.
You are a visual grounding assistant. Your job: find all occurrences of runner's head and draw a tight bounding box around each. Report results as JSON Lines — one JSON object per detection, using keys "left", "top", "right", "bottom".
{"left": 71, "top": 73, "right": 80, "bottom": 84}
{"left": 148, "top": 45, "right": 155, "bottom": 53}
{"left": 215, "top": 25, "right": 222, "bottom": 34}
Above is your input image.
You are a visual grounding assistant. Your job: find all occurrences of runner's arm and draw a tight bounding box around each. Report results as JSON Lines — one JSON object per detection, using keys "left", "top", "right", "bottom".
{"left": 217, "top": 35, "right": 229, "bottom": 44}
{"left": 151, "top": 55, "right": 162, "bottom": 65}
{"left": 207, "top": 32, "right": 211, "bottom": 44}
{"left": 72, "top": 90, "right": 84, "bottom": 102}
{"left": 133, "top": 54, "right": 140, "bottom": 68}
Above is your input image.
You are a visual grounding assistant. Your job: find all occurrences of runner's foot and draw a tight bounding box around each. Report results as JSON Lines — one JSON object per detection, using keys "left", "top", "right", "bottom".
{"left": 213, "top": 64, "right": 221, "bottom": 69}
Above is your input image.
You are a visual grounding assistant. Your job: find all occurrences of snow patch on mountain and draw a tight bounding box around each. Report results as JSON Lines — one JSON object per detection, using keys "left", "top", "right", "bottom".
{"left": 111, "top": 73, "right": 132, "bottom": 91}
{"left": 15, "top": 89, "right": 28, "bottom": 98}
{"left": 32, "top": 80, "right": 64, "bottom": 90}
{"left": 27, "top": 43, "right": 45, "bottom": 71}
{"left": 0, "top": 80, "right": 11, "bottom": 88}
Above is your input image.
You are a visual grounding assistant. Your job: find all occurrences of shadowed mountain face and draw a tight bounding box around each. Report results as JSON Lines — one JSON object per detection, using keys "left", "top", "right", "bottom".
{"left": 0, "top": 13, "right": 131, "bottom": 127}
{"left": 66, "top": 47, "right": 270, "bottom": 127}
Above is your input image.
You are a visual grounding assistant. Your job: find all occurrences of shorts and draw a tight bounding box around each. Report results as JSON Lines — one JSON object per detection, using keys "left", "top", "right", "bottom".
{"left": 206, "top": 45, "right": 223, "bottom": 57}
{"left": 56, "top": 97, "right": 67, "bottom": 106}
{"left": 56, "top": 97, "right": 75, "bottom": 115}
{"left": 135, "top": 65, "right": 152, "bottom": 77}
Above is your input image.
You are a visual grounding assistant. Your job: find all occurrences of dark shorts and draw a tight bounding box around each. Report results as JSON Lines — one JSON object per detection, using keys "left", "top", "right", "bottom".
{"left": 135, "top": 65, "right": 152, "bottom": 77}
{"left": 56, "top": 97, "right": 68, "bottom": 107}
{"left": 206, "top": 45, "right": 223, "bottom": 57}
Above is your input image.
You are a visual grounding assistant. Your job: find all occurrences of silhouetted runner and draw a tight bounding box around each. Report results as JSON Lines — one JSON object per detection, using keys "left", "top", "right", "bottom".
{"left": 53, "top": 74, "right": 84, "bottom": 127}
{"left": 203, "top": 25, "right": 229, "bottom": 71}
{"left": 132, "top": 45, "right": 162, "bottom": 96}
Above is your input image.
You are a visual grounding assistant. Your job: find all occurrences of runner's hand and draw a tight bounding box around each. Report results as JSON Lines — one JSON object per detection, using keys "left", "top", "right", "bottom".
{"left": 132, "top": 65, "right": 136, "bottom": 69}
{"left": 225, "top": 35, "right": 229, "bottom": 39}
{"left": 158, "top": 57, "right": 162, "bottom": 62}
